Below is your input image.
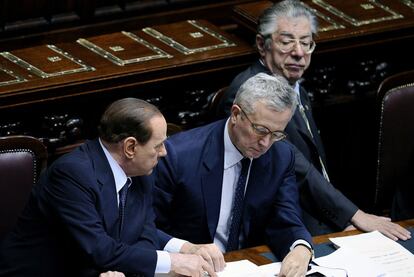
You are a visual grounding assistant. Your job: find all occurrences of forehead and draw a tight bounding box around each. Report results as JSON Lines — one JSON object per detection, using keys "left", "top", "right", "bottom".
{"left": 275, "top": 16, "right": 312, "bottom": 36}
{"left": 147, "top": 115, "right": 167, "bottom": 142}
{"left": 249, "top": 102, "right": 292, "bottom": 130}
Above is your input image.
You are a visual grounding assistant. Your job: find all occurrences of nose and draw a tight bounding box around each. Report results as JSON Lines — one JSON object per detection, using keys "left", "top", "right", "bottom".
{"left": 291, "top": 41, "right": 305, "bottom": 57}
{"left": 258, "top": 134, "right": 272, "bottom": 148}
{"left": 158, "top": 144, "right": 167, "bottom": 157}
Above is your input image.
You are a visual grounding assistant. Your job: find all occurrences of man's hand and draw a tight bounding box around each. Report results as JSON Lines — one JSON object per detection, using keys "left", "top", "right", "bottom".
{"left": 180, "top": 242, "right": 225, "bottom": 272}
{"left": 170, "top": 252, "right": 217, "bottom": 277}
{"left": 279, "top": 245, "right": 311, "bottom": 277}
{"left": 99, "top": 271, "right": 125, "bottom": 277}
{"left": 351, "top": 210, "right": 411, "bottom": 241}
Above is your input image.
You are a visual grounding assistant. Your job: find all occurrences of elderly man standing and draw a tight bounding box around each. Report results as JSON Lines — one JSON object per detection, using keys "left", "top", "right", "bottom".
{"left": 216, "top": 0, "right": 410, "bottom": 240}
{"left": 154, "top": 73, "right": 314, "bottom": 277}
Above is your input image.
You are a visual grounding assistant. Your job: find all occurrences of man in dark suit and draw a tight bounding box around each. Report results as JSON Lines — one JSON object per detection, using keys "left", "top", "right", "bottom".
{"left": 154, "top": 73, "right": 314, "bottom": 277}
{"left": 216, "top": 0, "right": 411, "bottom": 239}
{"left": 0, "top": 98, "right": 223, "bottom": 277}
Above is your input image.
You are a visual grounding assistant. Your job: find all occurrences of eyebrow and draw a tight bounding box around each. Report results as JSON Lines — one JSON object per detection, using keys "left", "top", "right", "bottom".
{"left": 154, "top": 138, "right": 167, "bottom": 148}
{"left": 278, "top": 32, "right": 312, "bottom": 39}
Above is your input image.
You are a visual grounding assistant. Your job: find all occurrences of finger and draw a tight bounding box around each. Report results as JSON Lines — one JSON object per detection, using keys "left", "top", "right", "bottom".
{"left": 209, "top": 245, "right": 225, "bottom": 271}
{"left": 217, "top": 252, "right": 226, "bottom": 271}
{"left": 392, "top": 227, "right": 411, "bottom": 240}
{"left": 382, "top": 229, "right": 398, "bottom": 241}
{"left": 214, "top": 255, "right": 225, "bottom": 272}
{"left": 199, "top": 250, "right": 214, "bottom": 269}
{"left": 203, "top": 262, "right": 217, "bottom": 277}
{"left": 383, "top": 223, "right": 411, "bottom": 240}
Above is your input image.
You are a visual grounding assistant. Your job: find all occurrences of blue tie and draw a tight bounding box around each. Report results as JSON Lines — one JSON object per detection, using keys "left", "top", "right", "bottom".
{"left": 226, "top": 158, "right": 250, "bottom": 252}
{"left": 119, "top": 178, "right": 131, "bottom": 233}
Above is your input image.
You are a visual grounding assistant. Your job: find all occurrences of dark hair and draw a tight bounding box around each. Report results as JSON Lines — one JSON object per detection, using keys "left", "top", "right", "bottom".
{"left": 98, "top": 98, "right": 162, "bottom": 144}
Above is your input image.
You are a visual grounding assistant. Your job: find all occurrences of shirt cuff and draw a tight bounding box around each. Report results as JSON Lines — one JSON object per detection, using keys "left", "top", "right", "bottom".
{"left": 155, "top": 250, "right": 171, "bottom": 273}
{"left": 290, "top": 239, "right": 314, "bottom": 260}
{"left": 164, "top": 237, "right": 187, "bottom": 253}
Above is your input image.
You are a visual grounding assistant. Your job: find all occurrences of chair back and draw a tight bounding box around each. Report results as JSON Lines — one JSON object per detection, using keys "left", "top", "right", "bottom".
{"left": 375, "top": 70, "right": 414, "bottom": 219}
{"left": 0, "top": 136, "right": 47, "bottom": 238}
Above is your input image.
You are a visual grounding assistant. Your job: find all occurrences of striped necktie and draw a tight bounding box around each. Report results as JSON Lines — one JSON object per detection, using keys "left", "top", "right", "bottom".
{"left": 119, "top": 178, "right": 131, "bottom": 233}
{"left": 226, "top": 158, "right": 251, "bottom": 252}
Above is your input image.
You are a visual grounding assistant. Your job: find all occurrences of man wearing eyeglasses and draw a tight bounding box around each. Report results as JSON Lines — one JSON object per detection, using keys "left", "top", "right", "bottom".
{"left": 216, "top": 0, "right": 410, "bottom": 240}
{"left": 153, "top": 73, "right": 314, "bottom": 277}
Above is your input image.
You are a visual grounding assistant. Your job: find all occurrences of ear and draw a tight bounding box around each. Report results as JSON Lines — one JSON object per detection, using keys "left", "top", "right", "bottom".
{"left": 256, "top": 34, "right": 266, "bottom": 57}
{"left": 123, "top": 137, "right": 138, "bottom": 159}
{"left": 230, "top": 105, "right": 241, "bottom": 124}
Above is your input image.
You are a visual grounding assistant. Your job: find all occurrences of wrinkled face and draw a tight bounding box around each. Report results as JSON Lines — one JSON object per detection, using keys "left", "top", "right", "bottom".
{"left": 228, "top": 102, "right": 293, "bottom": 159}
{"left": 257, "top": 16, "right": 313, "bottom": 84}
{"left": 128, "top": 115, "right": 167, "bottom": 176}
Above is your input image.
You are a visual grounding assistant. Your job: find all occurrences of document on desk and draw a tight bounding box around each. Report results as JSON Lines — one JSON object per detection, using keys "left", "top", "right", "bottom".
{"left": 217, "top": 260, "right": 263, "bottom": 277}
{"left": 217, "top": 260, "right": 342, "bottom": 277}
{"left": 316, "top": 230, "right": 414, "bottom": 277}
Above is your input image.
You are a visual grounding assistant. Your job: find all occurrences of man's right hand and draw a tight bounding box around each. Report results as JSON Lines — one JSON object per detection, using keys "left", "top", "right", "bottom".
{"left": 170, "top": 253, "right": 217, "bottom": 277}
{"left": 180, "top": 242, "right": 225, "bottom": 272}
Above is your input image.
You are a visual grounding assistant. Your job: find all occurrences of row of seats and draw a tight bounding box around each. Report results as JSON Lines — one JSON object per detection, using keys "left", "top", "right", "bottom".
{"left": 1, "top": 70, "right": 413, "bottom": 239}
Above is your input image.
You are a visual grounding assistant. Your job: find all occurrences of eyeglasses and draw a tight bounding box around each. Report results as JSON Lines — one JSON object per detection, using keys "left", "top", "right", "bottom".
{"left": 272, "top": 36, "right": 316, "bottom": 54}
{"left": 239, "top": 107, "right": 287, "bottom": 142}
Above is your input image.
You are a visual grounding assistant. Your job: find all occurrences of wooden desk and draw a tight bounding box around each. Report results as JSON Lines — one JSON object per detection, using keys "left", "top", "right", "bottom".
{"left": 224, "top": 219, "right": 414, "bottom": 265}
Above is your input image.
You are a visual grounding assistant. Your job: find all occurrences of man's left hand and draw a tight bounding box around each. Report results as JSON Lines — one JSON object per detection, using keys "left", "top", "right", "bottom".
{"left": 351, "top": 210, "right": 411, "bottom": 241}
{"left": 279, "top": 245, "right": 311, "bottom": 277}
{"left": 180, "top": 242, "right": 225, "bottom": 272}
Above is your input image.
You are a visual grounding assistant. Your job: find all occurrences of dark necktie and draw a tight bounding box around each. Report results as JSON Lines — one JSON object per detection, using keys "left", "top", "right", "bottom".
{"left": 226, "top": 158, "right": 251, "bottom": 252}
{"left": 298, "top": 102, "right": 330, "bottom": 182}
{"left": 119, "top": 178, "right": 131, "bottom": 233}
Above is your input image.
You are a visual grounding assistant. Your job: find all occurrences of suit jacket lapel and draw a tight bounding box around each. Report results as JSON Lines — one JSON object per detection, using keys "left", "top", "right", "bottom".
{"left": 298, "top": 88, "right": 327, "bottom": 162}
{"left": 87, "top": 140, "right": 120, "bottom": 238}
{"left": 201, "top": 122, "right": 225, "bottom": 239}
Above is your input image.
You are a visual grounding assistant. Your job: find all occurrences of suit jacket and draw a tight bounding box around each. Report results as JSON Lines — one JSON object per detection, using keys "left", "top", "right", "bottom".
{"left": 153, "top": 119, "right": 312, "bottom": 259}
{"left": 0, "top": 139, "right": 171, "bottom": 277}
{"left": 217, "top": 61, "right": 358, "bottom": 235}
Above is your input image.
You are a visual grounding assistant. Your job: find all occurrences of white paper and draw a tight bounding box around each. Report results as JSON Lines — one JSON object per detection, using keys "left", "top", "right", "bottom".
{"left": 217, "top": 259, "right": 263, "bottom": 277}
{"left": 258, "top": 262, "right": 282, "bottom": 276}
{"left": 314, "top": 246, "right": 384, "bottom": 277}
{"left": 307, "top": 264, "right": 348, "bottom": 277}
{"left": 329, "top": 231, "right": 414, "bottom": 277}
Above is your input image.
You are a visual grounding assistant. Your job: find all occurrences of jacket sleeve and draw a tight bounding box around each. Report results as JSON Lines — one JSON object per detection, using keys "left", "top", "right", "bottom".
{"left": 265, "top": 145, "right": 313, "bottom": 259}
{"left": 291, "top": 143, "right": 358, "bottom": 230}
{"left": 152, "top": 141, "right": 179, "bottom": 235}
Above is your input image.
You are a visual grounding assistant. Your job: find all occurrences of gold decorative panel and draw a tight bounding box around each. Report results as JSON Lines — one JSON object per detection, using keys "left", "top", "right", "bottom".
{"left": 400, "top": 0, "right": 414, "bottom": 9}
{"left": 312, "top": 0, "right": 403, "bottom": 26}
{"left": 143, "top": 20, "right": 236, "bottom": 55}
{"left": 0, "top": 67, "right": 27, "bottom": 87}
{"left": 303, "top": 3, "right": 346, "bottom": 32}
{"left": 0, "top": 45, "right": 95, "bottom": 78}
{"left": 77, "top": 31, "right": 173, "bottom": 66}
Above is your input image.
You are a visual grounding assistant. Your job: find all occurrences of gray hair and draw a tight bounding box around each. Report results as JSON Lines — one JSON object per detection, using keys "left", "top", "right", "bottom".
{"left": 234, "top": 73, "right": 297, "bottom": 115}
{"left": 257, "top": 0, "right": 318, "bottom": 49}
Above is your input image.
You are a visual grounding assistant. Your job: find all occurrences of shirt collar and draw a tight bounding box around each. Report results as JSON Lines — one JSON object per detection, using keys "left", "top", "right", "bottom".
{"left": 99, "top": 138, "right": 129, "bottom": 194}
{"left": 258, "top": 59, "right": 301, "bottom": 96}
{"left": 224, "top": 119, "right": 245, "bottom": 170}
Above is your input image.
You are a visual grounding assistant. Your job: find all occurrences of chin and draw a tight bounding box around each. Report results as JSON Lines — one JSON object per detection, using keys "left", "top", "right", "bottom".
{"left": 145, "top": 169, "right": 154, "bottom": 176}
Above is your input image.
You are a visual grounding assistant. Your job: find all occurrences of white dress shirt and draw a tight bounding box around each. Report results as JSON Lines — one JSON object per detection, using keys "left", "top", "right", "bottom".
{"left": 214, "top": 119, "right": 252, "bottom": 251}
